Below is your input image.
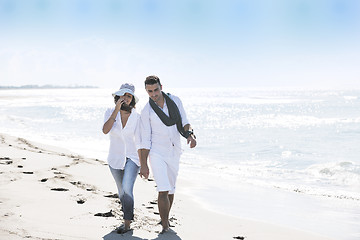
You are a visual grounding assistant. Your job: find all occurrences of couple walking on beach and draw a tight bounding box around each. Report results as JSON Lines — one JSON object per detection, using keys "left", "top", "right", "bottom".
{"left": 102, "top": 75, "right": 197, "bottom": 234}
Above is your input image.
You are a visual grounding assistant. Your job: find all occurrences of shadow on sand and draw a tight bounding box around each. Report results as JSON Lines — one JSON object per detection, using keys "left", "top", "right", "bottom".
{"left": 103, "top": 230, "right": 182, "bottom": 240}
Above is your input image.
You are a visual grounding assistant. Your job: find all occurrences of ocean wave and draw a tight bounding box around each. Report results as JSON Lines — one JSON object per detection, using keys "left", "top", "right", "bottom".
{"left": 307, "top": 161, "right": 360, "bottom": 186}
{"left": 181, "top": 153, "right": 360, "bottom": 201}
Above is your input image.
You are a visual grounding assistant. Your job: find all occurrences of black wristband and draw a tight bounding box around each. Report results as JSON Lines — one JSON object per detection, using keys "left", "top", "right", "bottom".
{"left": 185, "top": 130, "right": 196, "bottom": 139}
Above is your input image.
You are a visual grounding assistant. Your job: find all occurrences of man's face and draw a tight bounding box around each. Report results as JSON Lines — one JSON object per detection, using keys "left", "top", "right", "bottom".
{"left": 145, "top": 83, "right": 162, "bottom": 103}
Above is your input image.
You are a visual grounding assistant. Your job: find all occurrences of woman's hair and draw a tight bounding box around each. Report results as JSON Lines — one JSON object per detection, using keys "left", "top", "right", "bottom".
{"left": 145, "top": 75, "right": 161, "bottom": 86}
{"left": 128, "top": 96, "right": 136, "bottom": 108}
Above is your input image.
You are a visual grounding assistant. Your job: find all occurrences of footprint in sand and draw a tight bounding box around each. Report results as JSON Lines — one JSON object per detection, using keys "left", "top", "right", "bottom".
{"left": 70, "top": 181, "right": 96, "bottom": 191}
{"left": 233, "top": 236, "right": 245, "bottom": 240}
{"left": 51, "top": 188, "right": 69, "bottom": 191}
{"left": 70, "top": 181, "right": 81, "bottom": 185}
{"left": 0, "top": 157, "right": 12, "bottom": 165}
{"left": 104, "top": 193, "right": 119, "bottom": 198}
{"left": 94, "top": 210, "right": 115, "bottom": 217}
{"left": 77, "top": 199, "right": 86, "bottom": 204}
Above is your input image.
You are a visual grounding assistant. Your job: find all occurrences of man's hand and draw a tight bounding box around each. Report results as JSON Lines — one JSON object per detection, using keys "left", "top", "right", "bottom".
{"left": 140, "top": 165, "right": 149, "bottom": 179}
{"left": 187, "top": 136, "right": 197, "bottom": 148}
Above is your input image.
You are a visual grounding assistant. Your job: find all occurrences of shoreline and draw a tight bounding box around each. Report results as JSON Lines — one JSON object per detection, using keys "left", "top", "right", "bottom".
{"left": 176, "top": 168, "right": 360, "bottom": 240}
{"left": 0, "top": 133, "right": 336, "bottom": 240}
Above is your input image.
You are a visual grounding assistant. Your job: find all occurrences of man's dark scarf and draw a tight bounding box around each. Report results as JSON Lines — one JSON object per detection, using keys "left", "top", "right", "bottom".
{"left": 149, "top": 92, "right": 190, "bottom": 139}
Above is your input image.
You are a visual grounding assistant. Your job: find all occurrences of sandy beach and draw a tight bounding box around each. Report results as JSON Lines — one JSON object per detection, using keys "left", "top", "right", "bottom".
{"left": 0, "top": 133, "right": 336, "bottom": 240}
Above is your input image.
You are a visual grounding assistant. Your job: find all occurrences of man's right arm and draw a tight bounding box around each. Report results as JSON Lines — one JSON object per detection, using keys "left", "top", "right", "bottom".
{"left": 139, "top": 149, "right": 150, "bottom": 179}
{"left": 139, "top": 104, "right": 151, "bottom": 179}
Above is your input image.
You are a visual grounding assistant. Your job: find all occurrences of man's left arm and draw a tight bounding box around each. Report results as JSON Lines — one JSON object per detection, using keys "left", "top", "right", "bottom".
{"left": 174, "top": 96, "right": 197, "bottom": 148}
{"left": 184, "top": 124, "right": 197, "bottom": 148}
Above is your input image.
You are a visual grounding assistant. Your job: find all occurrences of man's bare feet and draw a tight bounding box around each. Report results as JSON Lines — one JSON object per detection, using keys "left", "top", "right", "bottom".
{"left": 160, "top": 227, "right": 170, "bottom": 234}
{"left": 158, "top": 220, "right": 175, "bottom": 227}
{"left": 160, "top": 228, "right": 176, "bottom": 234}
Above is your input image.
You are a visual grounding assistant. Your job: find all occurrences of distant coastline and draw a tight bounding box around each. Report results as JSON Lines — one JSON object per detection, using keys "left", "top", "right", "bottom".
{"left": 0, "top": 85, "right": 98, "bottom": 89}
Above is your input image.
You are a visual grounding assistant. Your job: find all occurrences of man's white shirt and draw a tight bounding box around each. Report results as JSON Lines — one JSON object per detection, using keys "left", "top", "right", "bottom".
{"left": 140, "top": 94, "right": 189, "bottom": 158}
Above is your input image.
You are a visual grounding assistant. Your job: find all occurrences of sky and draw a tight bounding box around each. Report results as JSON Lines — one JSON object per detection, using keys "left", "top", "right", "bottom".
{"left": 1, "top": 0, "right": 360, "bottom": 89}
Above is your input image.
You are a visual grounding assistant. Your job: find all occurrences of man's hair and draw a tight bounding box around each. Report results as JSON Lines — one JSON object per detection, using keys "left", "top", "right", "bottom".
{"left": 145, "top": 75, "right": 161, "bottom": 86}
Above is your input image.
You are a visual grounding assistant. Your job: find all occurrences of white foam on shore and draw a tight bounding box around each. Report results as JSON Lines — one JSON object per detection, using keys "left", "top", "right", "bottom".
{"left": 178, "top": 161, "right": 360, "bottom": 240}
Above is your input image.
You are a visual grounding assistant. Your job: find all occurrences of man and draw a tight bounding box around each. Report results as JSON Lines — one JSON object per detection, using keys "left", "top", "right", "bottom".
{"left": 139, "top": 75, "right": 197, "bottom": 233}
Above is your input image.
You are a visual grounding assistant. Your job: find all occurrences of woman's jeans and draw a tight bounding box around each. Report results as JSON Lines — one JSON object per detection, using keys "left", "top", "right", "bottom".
{"left": 109, "top": 158, "right": 139, "bottom": 220}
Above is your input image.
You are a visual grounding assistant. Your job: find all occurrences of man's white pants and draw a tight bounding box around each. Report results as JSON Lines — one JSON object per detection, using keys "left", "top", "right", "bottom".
{"left": 149, "top": 151, "right": 180, "bottom": 194}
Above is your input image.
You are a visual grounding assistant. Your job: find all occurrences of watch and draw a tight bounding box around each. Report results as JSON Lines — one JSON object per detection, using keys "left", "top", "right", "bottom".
{"left": 186, "top": 130, "right": 196, "bottom": 139}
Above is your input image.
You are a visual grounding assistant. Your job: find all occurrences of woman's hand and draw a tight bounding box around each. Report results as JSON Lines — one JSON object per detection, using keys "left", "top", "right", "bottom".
{"left": 115, "top": 98, "right": 125, "bottom": 111}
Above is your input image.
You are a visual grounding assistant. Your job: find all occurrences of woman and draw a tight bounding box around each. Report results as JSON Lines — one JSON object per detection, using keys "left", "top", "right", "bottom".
{"left": 102, "top": 83, "right": 141, "bottom": 234}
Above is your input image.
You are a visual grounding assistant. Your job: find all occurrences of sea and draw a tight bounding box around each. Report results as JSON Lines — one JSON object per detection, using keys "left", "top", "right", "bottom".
{"left": 0, "top": 87, "right": 359, "bottom": 239}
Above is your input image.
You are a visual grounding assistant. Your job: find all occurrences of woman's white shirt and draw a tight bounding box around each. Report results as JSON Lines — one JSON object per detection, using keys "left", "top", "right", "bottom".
{"left": 104, "top": 108, "right": 141, "bottom": 169}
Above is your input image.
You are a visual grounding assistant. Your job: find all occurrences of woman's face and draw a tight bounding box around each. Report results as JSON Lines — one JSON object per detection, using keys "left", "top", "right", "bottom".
{"left": 115, "top": 92, "right": 133, "bottom": 105}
